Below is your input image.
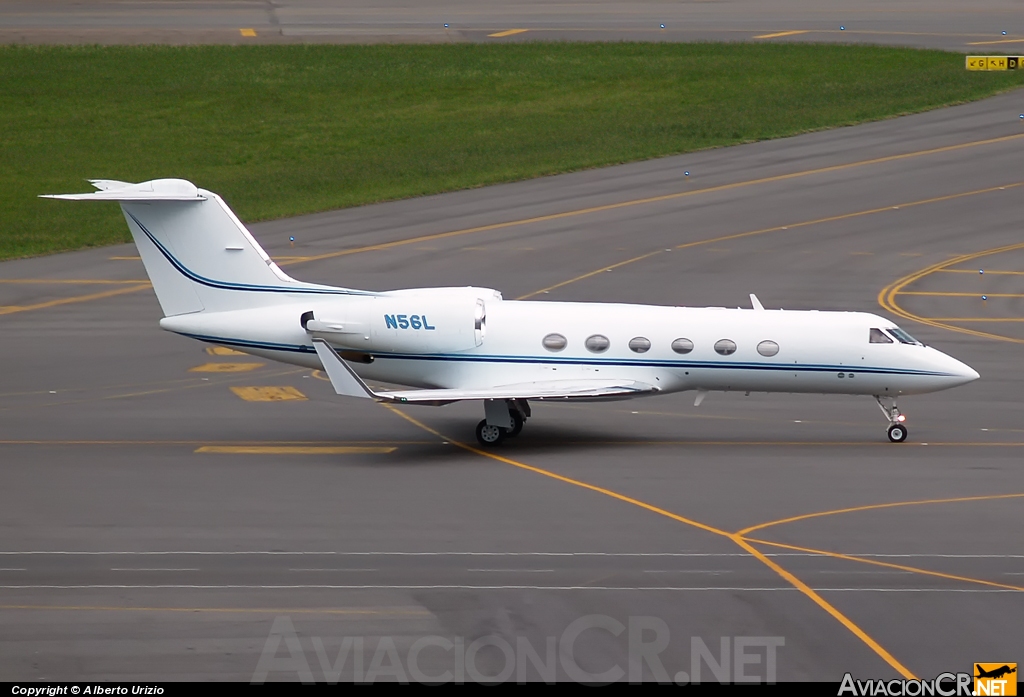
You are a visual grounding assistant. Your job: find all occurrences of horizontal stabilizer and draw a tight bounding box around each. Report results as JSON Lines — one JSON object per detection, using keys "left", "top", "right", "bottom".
{"left": 88, "top": 179, "right": 135, "bottom": 191}
{"left": 313, "top": 340, "right": 659, "bottom": 406}
{"left": 41, "top": 178, "right": 205, "bottom": 202}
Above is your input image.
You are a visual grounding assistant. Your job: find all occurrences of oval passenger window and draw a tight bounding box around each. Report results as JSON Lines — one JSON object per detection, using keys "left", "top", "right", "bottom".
{"left": 628, "top": 337, "right": 651, "bottom": 353}
{"left": 714, "top": 339, "right": 737, "bottom": 356}
{"left": 585, "top": 334, "right": 610, "bottom": 353}
{"left": 542, "top": 333, "right": 567, "bottom": 352}
{"left": 757, "top": 340, "right": 779, "bottom": 357}
{"left": 671, "top": 338, "right": 694, "bottom": 354}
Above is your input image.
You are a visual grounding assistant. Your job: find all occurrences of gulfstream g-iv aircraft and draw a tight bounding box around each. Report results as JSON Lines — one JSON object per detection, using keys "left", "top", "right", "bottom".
{"left": 44, "top": 179, "right": 980, "bottom": 446}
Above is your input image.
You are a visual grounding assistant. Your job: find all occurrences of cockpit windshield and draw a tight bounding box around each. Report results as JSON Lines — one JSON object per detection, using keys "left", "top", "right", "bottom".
{"left": 869, "top": 328, "right": 893, "bottom": 344}
{"left": 887, "top": 327, "right": 922, "bottom": 345}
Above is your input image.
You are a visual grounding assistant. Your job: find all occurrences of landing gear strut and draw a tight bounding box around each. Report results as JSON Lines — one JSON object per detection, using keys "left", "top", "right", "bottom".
{"left": 475, "top": 399, "right": 529, "bottom": 446}
{"left": 874, "top": 395, "right": 908, "bottom": 443}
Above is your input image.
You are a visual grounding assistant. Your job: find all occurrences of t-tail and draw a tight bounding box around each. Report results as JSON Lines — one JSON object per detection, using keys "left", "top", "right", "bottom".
{"left": 41, "top": 178, "right": 366, "bottom": 316}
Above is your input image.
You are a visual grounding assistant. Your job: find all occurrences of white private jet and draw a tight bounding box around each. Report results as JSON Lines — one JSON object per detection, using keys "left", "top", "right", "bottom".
{"left": 44, "top": 179, "right": 980, "bottom": 446}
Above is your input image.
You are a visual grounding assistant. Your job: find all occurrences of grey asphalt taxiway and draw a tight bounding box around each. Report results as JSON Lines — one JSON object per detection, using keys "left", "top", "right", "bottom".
{"left": 3, "top": 37, "right": 1024, "bottom": 684}
{"left": 1, "top": 0, "right": 1022, "bottom": 51}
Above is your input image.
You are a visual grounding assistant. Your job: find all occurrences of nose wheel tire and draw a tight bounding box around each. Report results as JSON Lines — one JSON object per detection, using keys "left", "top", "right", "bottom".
{"left": 507, "top": 410, "right": 525, "bottom": 437}
{"left": 476, "top": 420, "right": 507, "bottom": 446}
{"left": 887, "top": 423, "right": 908, "bottom": 443}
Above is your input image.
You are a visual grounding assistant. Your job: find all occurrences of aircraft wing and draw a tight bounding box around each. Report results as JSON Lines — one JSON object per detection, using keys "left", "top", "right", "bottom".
{"left": 313, "top": 339, "right": 658, "bottom": 406}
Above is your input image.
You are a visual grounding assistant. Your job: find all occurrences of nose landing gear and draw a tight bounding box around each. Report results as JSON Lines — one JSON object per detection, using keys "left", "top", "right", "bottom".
{"left": 887, "top": 422, "right": 908, "bottom": 443}
{"left": 875, "top": 395, "right": 908, "bottom": 443}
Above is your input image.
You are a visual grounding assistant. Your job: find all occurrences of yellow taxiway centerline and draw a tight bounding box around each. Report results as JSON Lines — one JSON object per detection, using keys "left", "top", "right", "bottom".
{"left": 0, "top": 283, "right": 151, "bottom": 316}
{"left": 737, "top": 493, "right": 1024, "bottom": 537}
{"left": 879, "top": 241, "right": 1024, "bottom": 344}
{"left": 754, "top": 30, "right": 809, "bottom": 39}
{"left": 744, "top": 537, "right": 1024, "bottom": 592}
{"left": 519, "top": 181, "right": 1023, "bottom": 299}
{"left": 966, "top": 38, "right": 1024, "bottom": 45}
{"left": 281, "top": 133, "right": 1024, "bottom": 268}
{"left": 384, "top": 404, "right": 917, "bottom": 679}
{"left": 488, "top": 29, "right": 529, "bottom": 38}
{"left": 6, "top": 135, "right": 1024, "bottom": 317}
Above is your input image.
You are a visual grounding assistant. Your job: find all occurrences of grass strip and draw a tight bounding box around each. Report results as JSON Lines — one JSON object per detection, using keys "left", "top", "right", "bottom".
{"left": 1, "top": 43, "right": 1022, "bottom": 260}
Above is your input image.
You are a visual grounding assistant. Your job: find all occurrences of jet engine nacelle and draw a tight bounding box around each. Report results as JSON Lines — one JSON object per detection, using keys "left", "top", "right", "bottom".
{"left": 305, "top": 287, "right": 498, "bottom": 354}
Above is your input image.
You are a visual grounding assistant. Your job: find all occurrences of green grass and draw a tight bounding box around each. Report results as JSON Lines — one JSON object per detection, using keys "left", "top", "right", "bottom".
{"left": 1, "top": 43, "right": 1022, "bottom": 260}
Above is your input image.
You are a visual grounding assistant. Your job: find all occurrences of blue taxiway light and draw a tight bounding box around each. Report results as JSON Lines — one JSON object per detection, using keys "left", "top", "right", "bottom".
{"left": 660, "top": 24, "right": 665, "bottom": 29}
{"left": 444, "top": 23, "right": 449, "bottom": 28}
{"left": 684, "top": 171, "right": 690, "bottom": 176}
{"left": 840, "top": 26, "right": 845, "bottom": 30}
{"left": 1003, "top": 31, "right": 1008, "bottom": 35}
{"left": 982, "top": 295, "right": 988, "bottom": 300}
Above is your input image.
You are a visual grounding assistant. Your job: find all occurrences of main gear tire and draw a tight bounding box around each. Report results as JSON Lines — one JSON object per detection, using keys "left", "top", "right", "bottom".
{"left": 476, "top": 420, "right": 507, "bottom": 446}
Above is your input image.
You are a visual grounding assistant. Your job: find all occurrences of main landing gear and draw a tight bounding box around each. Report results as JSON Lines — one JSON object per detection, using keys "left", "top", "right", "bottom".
{"left": 475, "top": 399, "right": 530, "bottom": 446}
{"left": 874, "top": 395, "right": 908, "bottom": 443}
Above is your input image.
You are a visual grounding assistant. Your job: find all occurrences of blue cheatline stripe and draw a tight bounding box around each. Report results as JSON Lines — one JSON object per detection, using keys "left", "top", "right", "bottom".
{"left": 180, "top": 332, "right": 317, "bottom": 354}
{"left": 175, "top": 332, "right": 955, "bottom": 377}
{"left": 125, "top": 210, "right": 374, "bottom": 297}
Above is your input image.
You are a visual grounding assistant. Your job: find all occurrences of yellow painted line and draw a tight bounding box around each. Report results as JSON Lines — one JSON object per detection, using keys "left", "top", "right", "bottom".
{"left": 229, "top": 386, "right": 307, "bottom": 402}
{"left": 0, "top": 604, "right": 427, "bottom": 615}
{"left": 0, "top": 279, "right": 149, "bottom": 285}
{"left": 9, "top": 135, "right": 1024, "bottom": 320}
{"left": 206, "top": 346, "right": 247, "bottom": 356}
{"left": 488, "top": 28, "right": 529, "bottom": 38}
{"left": 519, "top": 250, "right": 664, "bottom": 298}
{"left": 108, "top": 256, "right": 140, "bottom": 260}
{"left": 754, "top": 30, "right": 809, "bottom": 39}
{"left": 384, "top": 405, "right": 915, "bottom": 679}
{"left": 188, "top": 362, "right": 264, "bottom": 373}
{"left": 239, "top": 28, "right": 257, "bottom": 37}
{"left": 966, "top": 38, "right": 1024, "bottom": 45}
{"left": 0, "top": 283, "right": 151, "bottom": 316}
{"left": 879, "top": 241, "right": 1024, "bottom": 344}
{"left": 729, "top": 535, "right": 914, "bottom": 678}
{"left": 0, "top": 367, "right": 307, "bottom": 414}
{"left": 745, "top": 538, "right": 1024, "bottom": 592}
{"left": 282, "top": 134, "right": 1024, "bottom": 269}
{"left": 737, "top": 493, "right": 1024, "bottom": 537}
{"left": 520, "top": 181, "right": 1024, "bottom": 299}
{"left": 195, "top": 445, "right": 395, "bottom": 455}
{"left": 897, "top": 291, "right": 1024, "bottom": 298}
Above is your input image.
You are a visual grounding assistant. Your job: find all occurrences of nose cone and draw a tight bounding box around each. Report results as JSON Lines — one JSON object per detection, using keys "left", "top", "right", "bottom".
{"left": 940, "top": 352, "right": 980, "bottom": 386}
{"left": 958, "top": 362, "right": 981, "bottom": 383}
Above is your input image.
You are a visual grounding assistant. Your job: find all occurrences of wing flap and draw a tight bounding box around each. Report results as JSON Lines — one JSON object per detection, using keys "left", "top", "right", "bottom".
{"left": 380, "top": 379, "right": 657, "bottom": 404}
{"left": 312, "top": 339, "right": 658, "bottom": 406}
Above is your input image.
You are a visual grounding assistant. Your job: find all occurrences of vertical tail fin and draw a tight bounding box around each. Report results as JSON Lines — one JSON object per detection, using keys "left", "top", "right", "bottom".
{"left": 43, "top": 179, "right": 358, "bottom": 316}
